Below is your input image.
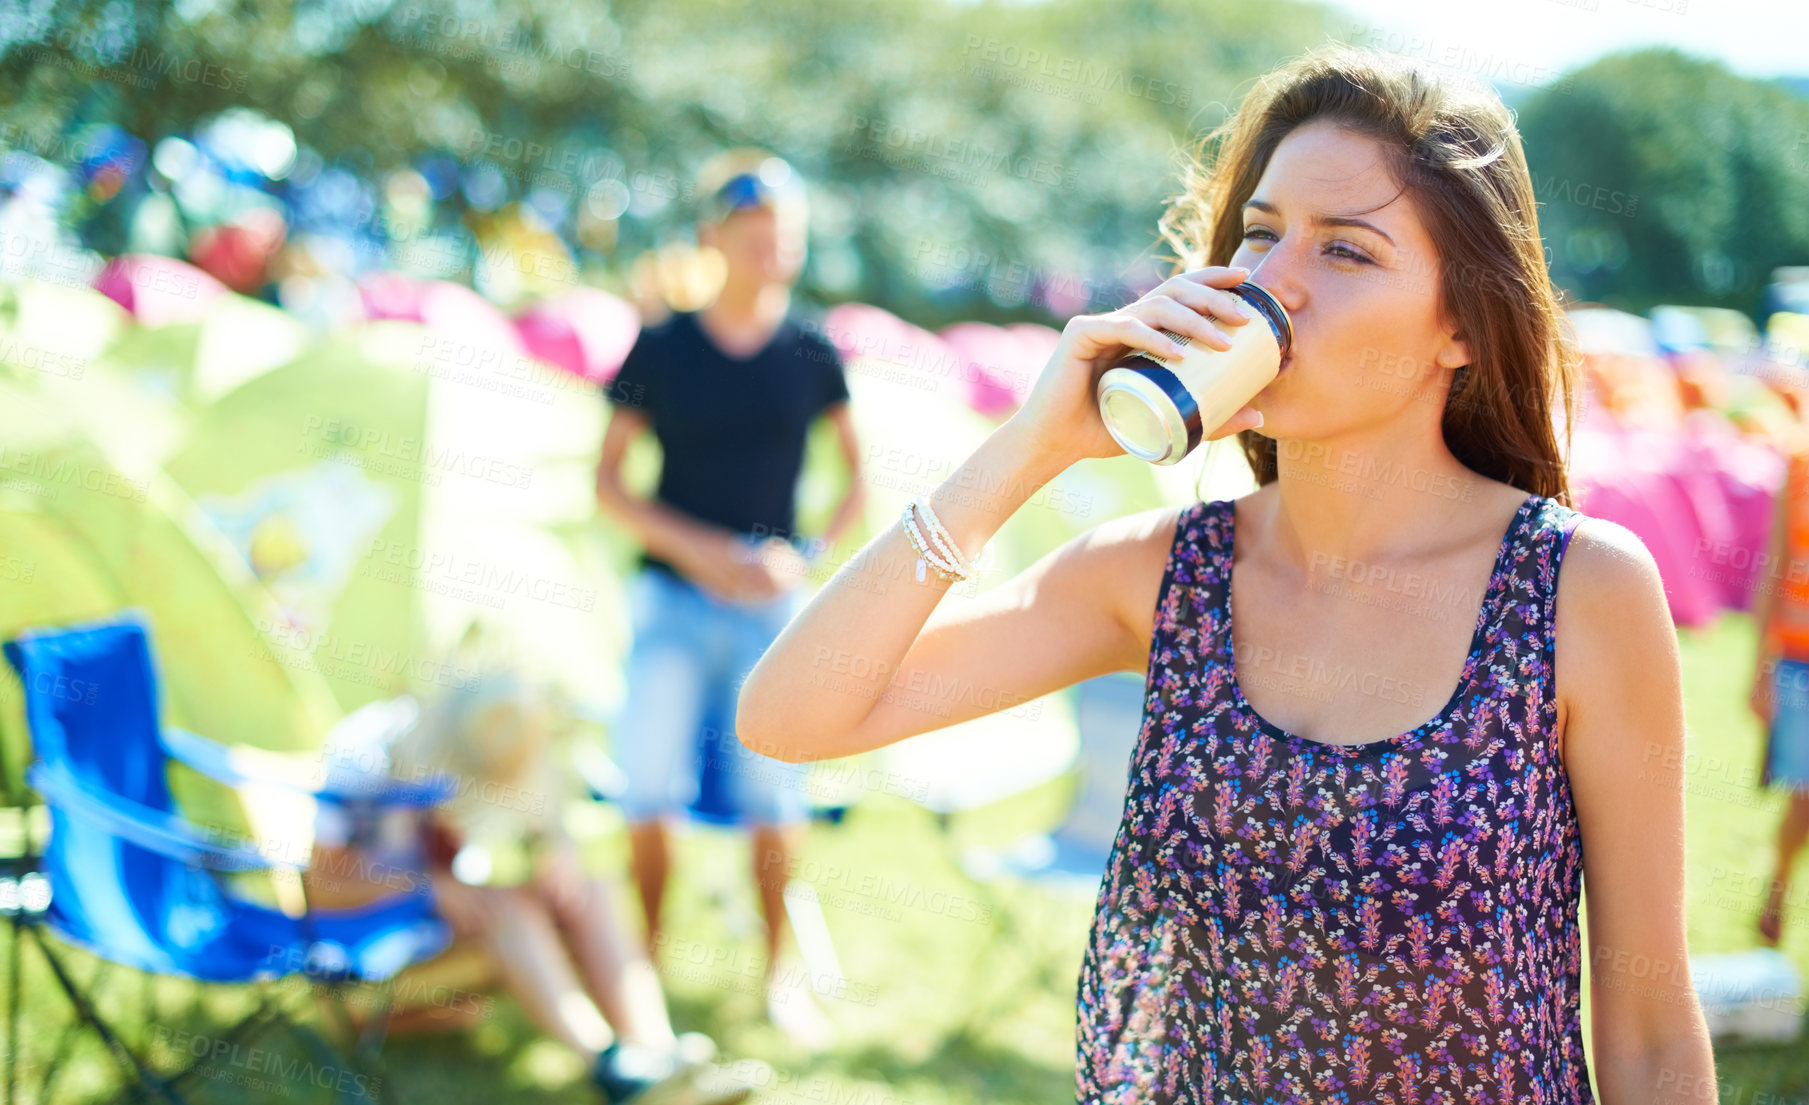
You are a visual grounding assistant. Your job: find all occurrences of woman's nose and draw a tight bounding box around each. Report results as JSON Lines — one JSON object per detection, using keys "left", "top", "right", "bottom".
{"left": 1244, "top": 241, "right": 1308, "bottom": 316}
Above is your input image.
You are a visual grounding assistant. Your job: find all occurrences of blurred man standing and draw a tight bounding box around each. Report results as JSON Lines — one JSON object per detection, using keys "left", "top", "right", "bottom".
{"left": 595, "top": 149, "right": 865, "bottom": 1047}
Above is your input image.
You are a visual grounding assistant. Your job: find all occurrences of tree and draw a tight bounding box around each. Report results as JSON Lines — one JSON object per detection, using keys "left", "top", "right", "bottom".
{"left": 1517, "top": 48, "right": 1809, "bottom": 319}
{"left": 1, "top": 0, "right": 1335, "bottom": 324}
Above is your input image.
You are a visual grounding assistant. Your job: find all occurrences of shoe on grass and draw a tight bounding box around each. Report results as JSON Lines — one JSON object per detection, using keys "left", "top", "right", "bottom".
{"left": 593, "top": 1032, "right": 759, "bottom": 1105}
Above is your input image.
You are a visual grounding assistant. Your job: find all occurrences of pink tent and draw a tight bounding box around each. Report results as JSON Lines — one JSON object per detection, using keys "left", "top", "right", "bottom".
{"left": 358, "top": 272, "right": 523, "bottom": 354}
{"left": 1570, "top": 414, "right": 1784, "bottom": 626}
{"left": 937, "top": 322, "right": 1061, "bottom": 419}
{"left": 823, "top": 302, "right": 970, "bottom": 405}
{"left": 94, "top": 254, "right": 228, "bottom": 326}
{"left": 822, "top": 302, "right": 932, "bottom": 363}
{"left": 513, "top": 288, "right": 641, "bottom": 384}
{"left": 938, "top": 323, "right": 1020, "bottom": 418}
{"left": 1006, "top": 322, "right": 1061, "bottom": 364}
{"left": 1575, "top": 474, "right": 1722, "bottom": 627}
{"left": 1675, "top": 413, "right": 1785, "bottom": 612}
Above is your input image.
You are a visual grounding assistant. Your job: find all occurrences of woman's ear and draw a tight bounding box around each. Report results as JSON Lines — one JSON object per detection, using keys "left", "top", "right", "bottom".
{"left": 1435, "top": 326, "right": 1471, "bottom": 372}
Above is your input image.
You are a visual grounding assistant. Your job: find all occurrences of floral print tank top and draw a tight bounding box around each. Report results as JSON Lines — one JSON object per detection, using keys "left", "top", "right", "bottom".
{"left": 1076, "top": 492, "right": 1589, "bottom": 1105}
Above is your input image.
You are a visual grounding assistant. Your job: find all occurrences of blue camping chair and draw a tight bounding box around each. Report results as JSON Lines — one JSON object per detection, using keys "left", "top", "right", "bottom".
{"left": 3, "top": 613, "right": 455, "bottom": 1105}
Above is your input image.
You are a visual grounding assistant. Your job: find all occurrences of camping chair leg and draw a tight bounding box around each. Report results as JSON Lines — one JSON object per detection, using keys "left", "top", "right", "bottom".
{"left": 33, "top": 1008, "right": 89, "bottom": 1105}
{"left": 351, "top": 978, "right": 398, "bottom": 1105}
{"left": 162, "top": 970, "right": 368, "bottom": 1101}
{"left": 7, "top": 915, "right": 19, "bottom": 1105}
{"left": 291, "top": 867, "right": 401, "bottom": 1104}
{"left": 154, "top": 995, "right": 286, "bottom": 1099}
{"left": 304, "top": 977, "right": 399, "bottom": 1105}
{"left": 24, "top": 927, "right": 185, "bottom": 1105}
{"left": 160, "top": 980, "right": 342, "bottom": 1102}
{"left": 21, "top": 940, "right": 135, "bottom": 1105}
{"left": 311, "top": 977, "right": 368, "bottom": 1060}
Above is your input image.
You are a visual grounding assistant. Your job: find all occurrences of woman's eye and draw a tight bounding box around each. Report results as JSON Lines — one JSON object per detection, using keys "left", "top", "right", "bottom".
{"left": 1241, "top": 227, "right": 1372, "bottom": 265}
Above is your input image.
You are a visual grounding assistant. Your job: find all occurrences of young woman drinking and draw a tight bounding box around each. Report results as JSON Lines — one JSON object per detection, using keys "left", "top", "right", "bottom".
{"left": 738, "top": 45, "right": 1714, "bottom": 1105}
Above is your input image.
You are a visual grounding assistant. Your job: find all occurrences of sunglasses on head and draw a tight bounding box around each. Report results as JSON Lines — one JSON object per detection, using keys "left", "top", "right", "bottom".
{"left": 713, "top": 172, "right": 771, "bottom": 213}
{"left": 703, "top": 159, "right": 799, "bottom": 222}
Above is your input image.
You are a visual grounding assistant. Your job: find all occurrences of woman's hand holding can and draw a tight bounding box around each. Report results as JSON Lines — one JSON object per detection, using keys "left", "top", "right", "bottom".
{"left": 1003, "top": 265, "right": 1265, "bottom": 470}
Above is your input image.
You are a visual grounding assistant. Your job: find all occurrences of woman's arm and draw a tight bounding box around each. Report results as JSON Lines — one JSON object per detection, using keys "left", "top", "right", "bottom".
{"left": 1557, "top": 518, "right": 1716, "bottom": 1104}
{"left": 736, "top": 422, "right": 1164, "bottom": 763}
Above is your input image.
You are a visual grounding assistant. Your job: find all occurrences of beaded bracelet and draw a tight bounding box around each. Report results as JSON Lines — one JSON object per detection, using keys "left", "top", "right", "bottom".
{"left": 901, "top": 503, "right": 964, "bottom": 583}
{"left": 901, "top": 495, "right": 998, "bottom": 584}
{"left": 911, "top": 495, "right": 966, "bottom": 569}
{"left": 910, "top": 503, "right": 966, "bottom": 575}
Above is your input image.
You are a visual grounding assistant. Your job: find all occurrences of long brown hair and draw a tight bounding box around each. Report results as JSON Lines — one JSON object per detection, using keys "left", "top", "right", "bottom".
{"left": 1160, "top": 45, "right": 1578, "bottom": 506}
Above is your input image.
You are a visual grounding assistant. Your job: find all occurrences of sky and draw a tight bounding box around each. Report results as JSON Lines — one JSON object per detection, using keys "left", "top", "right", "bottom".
{"left": 1327, "top": 0, "right": 1808, "bottom": 84}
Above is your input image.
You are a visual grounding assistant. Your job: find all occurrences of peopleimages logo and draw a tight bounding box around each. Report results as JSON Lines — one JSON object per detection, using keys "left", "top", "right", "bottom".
{"left": 842, "top": 115, "right": 1079, "bottom": 191}
{"left": 298, "top": 416, "right": 534, "bottom": 490}
{"left": 360, "top": 538, "right": 598, "bottom": 614}
{"left": 29, "top": 670, "right": 99, "bottom": 707}
{"left": 149, "top": 1026, "right": 380, "bottom": 1100}
{"left": 0, "top": 448, "right": 149, "bottom": 502}
{"left": 395, "top": 7, "right": 632, "bottom": 80}
{"left": 960, "top": 36, "right": 1192, "bottom": 107}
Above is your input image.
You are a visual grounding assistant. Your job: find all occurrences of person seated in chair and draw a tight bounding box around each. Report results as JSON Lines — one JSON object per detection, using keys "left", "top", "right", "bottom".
{"left": 303, "top": 666, "right": 762, "bottom": 1105}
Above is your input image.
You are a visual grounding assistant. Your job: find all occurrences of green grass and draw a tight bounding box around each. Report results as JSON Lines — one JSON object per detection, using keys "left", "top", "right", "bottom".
{"left": 1671, "top": 612, "right": 1809, "bottom": 1101}
{"left": 3, "top": 612, "right": 1808, "bottom": 1103}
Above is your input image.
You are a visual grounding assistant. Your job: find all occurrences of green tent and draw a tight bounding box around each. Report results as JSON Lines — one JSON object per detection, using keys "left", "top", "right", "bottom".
{"left": 163, "top": 322, "right": 435, "bottom": 714}
{"left": 0, "top": 383, "right": 343, "bottom": 802}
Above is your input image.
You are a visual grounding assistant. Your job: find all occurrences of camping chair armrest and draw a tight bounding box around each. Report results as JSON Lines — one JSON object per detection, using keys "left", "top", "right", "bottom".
{"left": 160, "top": 726, "right": 455, "bottom": 809}
{"left": 25, "top": 763, "right": 291, "bottom": 872}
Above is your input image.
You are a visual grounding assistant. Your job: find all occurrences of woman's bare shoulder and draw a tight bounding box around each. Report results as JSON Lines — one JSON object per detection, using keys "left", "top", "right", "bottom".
{"left": 1551, "top": 511, "right": 1675, "bottom": 755}
{"left": 1556, "top": 513, "right": 1666, "bottom": 619}
{"left": 1063, "top": 499, "right": 1209, "bottom": 672}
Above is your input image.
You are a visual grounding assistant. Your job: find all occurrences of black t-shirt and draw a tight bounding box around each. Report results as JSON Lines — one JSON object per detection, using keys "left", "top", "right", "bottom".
{"left": 604, "top": 309, "right": 850, "bottom": 579}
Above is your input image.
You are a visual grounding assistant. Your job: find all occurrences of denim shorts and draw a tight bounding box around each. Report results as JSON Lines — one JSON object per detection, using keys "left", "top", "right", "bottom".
{"left": 611, "top": 565, "right": 812, "bottom": 824}
{"left": 1768, "top": 658, "right": 1809, "bottom": 792}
